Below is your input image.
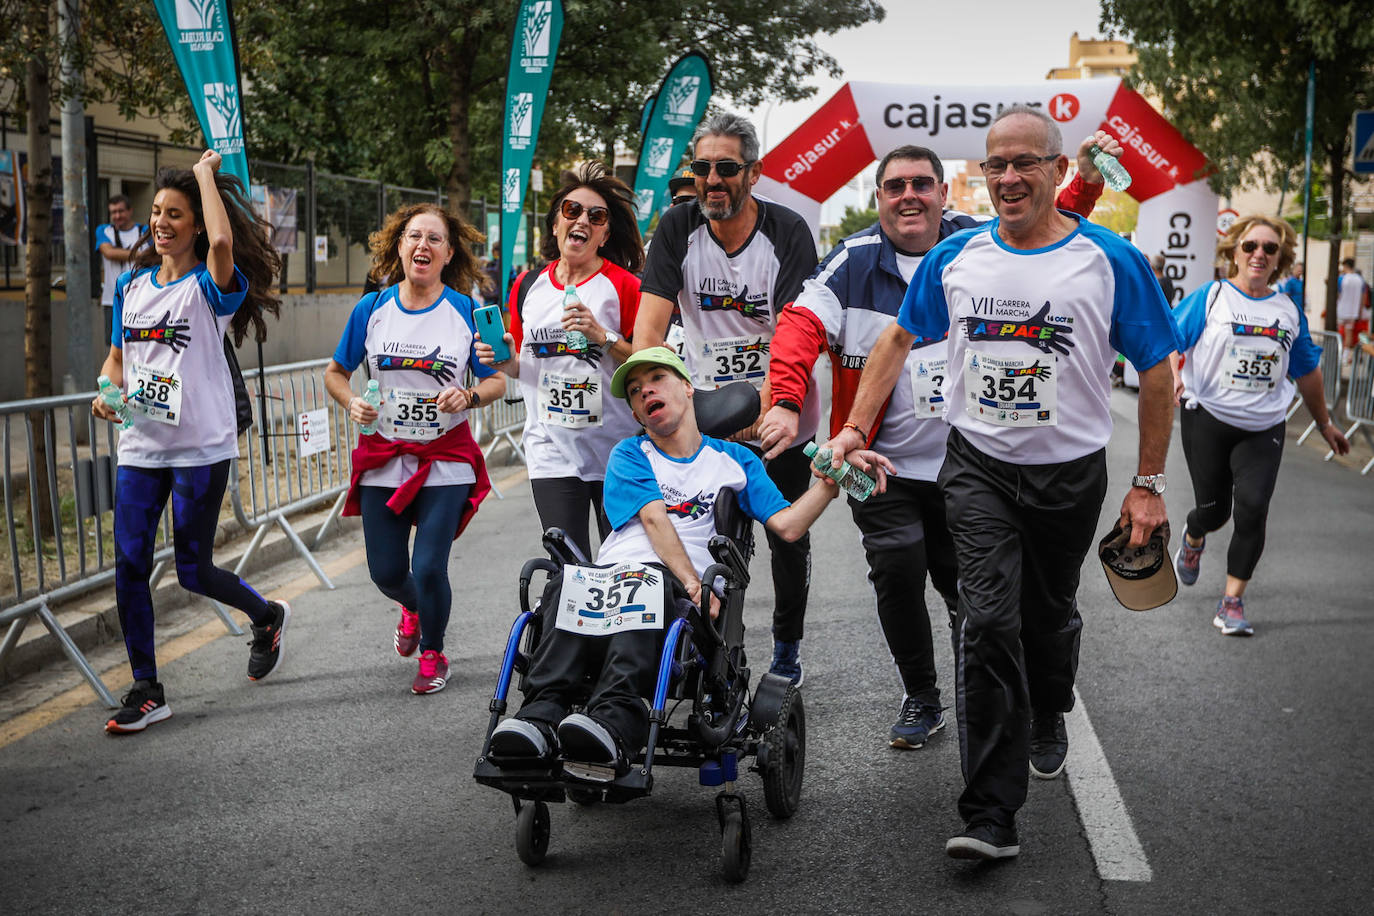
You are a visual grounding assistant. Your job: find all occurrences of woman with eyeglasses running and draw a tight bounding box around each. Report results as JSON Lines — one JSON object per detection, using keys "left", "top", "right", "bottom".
{"left": 476, "top": 161, "right": 644, "bottom": 560}
{"left": 324, "top": 203, "right": 507, "bottom": 694}
{"left": 1172, "top": 214, "right": 1349, "bottom": 636}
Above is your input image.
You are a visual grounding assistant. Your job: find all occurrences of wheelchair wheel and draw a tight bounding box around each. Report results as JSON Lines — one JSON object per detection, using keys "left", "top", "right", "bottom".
{"left": 720, "top": 810, "right": 751, "bottom": 883}
{"left": 759, "top": 686, "right": 805, "bottom": 819}
{"left": 566, "top": 787, "right": 601, "bottom": 806}
{"left": 515, "top": 800, "right": 550, "bottom": 866}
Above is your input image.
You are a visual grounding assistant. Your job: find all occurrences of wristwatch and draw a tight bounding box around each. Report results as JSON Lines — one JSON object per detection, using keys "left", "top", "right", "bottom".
{"left": 603, "top": 329, "right": 620, "bottom": 346}
{"left": 1131, "top": 473, "right": 1166, "bottom": 495}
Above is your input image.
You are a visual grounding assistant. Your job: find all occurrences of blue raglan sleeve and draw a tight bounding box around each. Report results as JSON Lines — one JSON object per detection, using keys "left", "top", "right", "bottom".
{"left": 94, "top": 223, "right": 114, "bottom": 253}
{"left": 719, "top": 441, "right": 790, "bottom": 523}
{"left": 198, "top": 265, "right": 250, "bottom": 316}
{"left": 1103, "top": 237, "right": 1180, "bottom": 370}
{"left": 602, "top": 438, "right": 665, "bottom": 530}
{"left": 1170, "top": 282, "right": 1213, "bottom": 354}
{"left": 452, "top": 291, "right": 496, "bottom": 379}
{"left": 896, "top": 234, "right": 961, "bottom": 340}
{"left": 111, "top": 270, "right": 136, "bottom": 348}
{"left": 332, "top": 291, "right": 384, "bottom": 371}
{"left": 1287, "top": 300, "right": 1322, "bottom": 379}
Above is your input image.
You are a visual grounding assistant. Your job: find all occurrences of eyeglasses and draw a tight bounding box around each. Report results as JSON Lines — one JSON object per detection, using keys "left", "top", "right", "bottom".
{"left": 879, "top": 176, "right": 938, "bottom": 198}
{"left": 1240, "top": 239, "right": 1279, "bottom": 256}
{"left": 402, "top": 230, "right": 448, "bottom": 246}
{"left": 560, "top": 199, "right": 610, "bottom": 226}
{"left": 978, "top": 154, "right": 1060, "bottom": 177}
{"left": 689, "top": 159, "right": 753, "bottom": 179}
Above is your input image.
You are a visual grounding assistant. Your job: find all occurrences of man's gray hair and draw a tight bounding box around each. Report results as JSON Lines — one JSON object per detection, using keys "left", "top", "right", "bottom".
{"left": 990, "top": 104, "right": 1063, "bottom": 157}
{"left": 692, "top": 112, "right": 760, "bottom": 163}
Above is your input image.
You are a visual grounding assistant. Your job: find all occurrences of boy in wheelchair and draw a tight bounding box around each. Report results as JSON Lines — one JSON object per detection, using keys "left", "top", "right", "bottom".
{"left": 487, "top": 347, "right": 889, "bottom": 774}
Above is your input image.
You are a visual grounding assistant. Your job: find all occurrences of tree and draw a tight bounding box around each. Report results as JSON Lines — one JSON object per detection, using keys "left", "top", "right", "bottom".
{"left": 235, "top": 0, "right": 886, "bottom": 211}
{"left": 837, "top": 205, "right": 877, "bottom": 238}
{"left": 1100, "top": 0, "right": 1374, "bottom": 329}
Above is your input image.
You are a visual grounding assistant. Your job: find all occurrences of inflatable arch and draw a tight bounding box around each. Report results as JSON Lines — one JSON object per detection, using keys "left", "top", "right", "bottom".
{"left": 754, "top": 79, "right": 1219, "bottom": 301}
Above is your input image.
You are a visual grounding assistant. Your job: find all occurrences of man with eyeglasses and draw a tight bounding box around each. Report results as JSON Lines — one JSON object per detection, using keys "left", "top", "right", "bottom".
{"left": 761, "top": 136, "right": 1116, "bottom": 755}
{"left": 634, "top": 111, "right": 820, "bottom": 685}
{"left": 820, "top": 106, "right": 1179, "bottom": 861}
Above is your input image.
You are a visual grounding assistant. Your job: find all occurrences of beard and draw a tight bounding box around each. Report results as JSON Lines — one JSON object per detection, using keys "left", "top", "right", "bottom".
{"left": 697, "top": 180, "right": 750, "bottom": 221}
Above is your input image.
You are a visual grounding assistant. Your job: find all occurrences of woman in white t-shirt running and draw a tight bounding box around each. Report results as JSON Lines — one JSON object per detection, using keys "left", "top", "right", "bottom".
{"left": 325, "top": 204, "right": 506, "bottom": 695}
{"left": 477, "top": 162, "right": 644, "bottom": 559}
{"left": 91, "top": 150, "right": 285, "bottom": 735}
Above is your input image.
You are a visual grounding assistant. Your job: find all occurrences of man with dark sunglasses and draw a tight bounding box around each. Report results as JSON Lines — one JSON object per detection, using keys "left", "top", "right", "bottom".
{"left": 633, "top": 111, "right": 820, "bottom": 685}
{"left": 761, "top": 135, "right": 1118, "bottom": 756}
{"left": 816, "top": 106, "right": 1179, "bottom": 861}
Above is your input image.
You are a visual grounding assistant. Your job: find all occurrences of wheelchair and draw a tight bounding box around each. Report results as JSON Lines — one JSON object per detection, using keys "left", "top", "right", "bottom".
{"left": 472, "top": 382, "right": 806, "bottom": 883}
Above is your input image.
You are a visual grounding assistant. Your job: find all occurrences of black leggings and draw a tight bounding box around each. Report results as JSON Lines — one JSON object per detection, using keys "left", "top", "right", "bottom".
{"left": 1179, "top": 405, "right": 1285, "bottom": 580}
{"left": 530, "top": 477, "right": 609, "bottom": 561}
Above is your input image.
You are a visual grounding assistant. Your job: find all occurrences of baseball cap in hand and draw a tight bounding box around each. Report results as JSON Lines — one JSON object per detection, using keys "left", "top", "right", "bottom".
{"left": 1099, "top": 520, "right": 1177, "bottom": 611}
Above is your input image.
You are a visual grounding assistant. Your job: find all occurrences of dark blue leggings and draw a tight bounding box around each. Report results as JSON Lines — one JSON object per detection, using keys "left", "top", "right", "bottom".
{"left": 114, "top": 460, "right": 273, "bottom": 682}
{"left": 359, "top": 484, "right": 469, "bottom": 654}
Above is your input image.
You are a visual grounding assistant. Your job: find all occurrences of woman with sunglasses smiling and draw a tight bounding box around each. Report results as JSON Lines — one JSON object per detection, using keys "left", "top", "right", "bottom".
{"left": 1172, "top": 214, "right": 1349, "bottom": 636}
{"left": 477, "top": 161, "right": 644, "bottom": 559}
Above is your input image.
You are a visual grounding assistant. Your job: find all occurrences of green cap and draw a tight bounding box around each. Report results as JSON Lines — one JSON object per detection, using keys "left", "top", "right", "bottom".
{"left": 610, "top": 346, "right": 692, "bottom": 399}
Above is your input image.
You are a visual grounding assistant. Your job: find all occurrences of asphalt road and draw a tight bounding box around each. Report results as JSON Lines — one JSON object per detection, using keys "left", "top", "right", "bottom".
{"left": 3, "top": 388, "right": 1372, "bottom": 915}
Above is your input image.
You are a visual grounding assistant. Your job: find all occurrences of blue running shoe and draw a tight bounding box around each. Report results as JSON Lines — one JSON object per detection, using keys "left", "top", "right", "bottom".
{"left": 769, "top": 639, "right": 803, "bottom": 686}
{"left": 1174, "top": 536, "right": 1205, "bottom": 586}
{"left": 891, "top": 696, "right": 944, "bottom": 749}
{"left": 1213, "top": 595, "right": 1253, "bottom": 636}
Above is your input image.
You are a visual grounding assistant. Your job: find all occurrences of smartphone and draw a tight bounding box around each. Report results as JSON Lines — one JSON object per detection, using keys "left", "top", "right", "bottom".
{"left": 473, "top": 304, "right": 512, "bottom": 362}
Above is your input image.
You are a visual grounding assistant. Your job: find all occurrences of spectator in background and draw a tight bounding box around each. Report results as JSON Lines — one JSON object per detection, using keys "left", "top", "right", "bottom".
{"left": 96, "top": 195, "right": 148, "bottom": 344}
{"left": 668, "top": 166, "right": 696, "bottom": 207}
{"left": 1336, "top": 258, "right": 1369, "bottom": 353}
{"left": 1278, "top": 261, "right": 1304, "bottom": 307}
{"left": 1151, "top": 252, "right": 1178, "bottom": 307}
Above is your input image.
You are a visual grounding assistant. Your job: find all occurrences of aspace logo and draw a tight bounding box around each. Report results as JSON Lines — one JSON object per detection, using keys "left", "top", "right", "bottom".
{"left": 664, "top": 76, "right": 700, "bottom": 126}
{"left": 520, "top": 1, "right": 553, "bottom": 70}
{"left": 998, "top": 360, "right": 1054, "bottom": 380}
{"left": 508, "top": 92, "right": 534, "bottom": 149}
{"left": 375, "top": 346, "right": 457, "bottom": 383}
{"left": 961, "top": 303, "right": 1075, "bottom": 355}
{"left": 203, "top": 83, "right": 240, "bottom": 142}
{"left": 174, "top": 0, "right": 224, "bottom": 50}
{"left": 1231, "top": 319, "right": 1293, "bottom": 351}
{"left": 663, "top": 491, "right": 714, "bottom": 521}
{"left": 697, "top": 284, "right": 769, "bottom": 320}
{"left": 124, "top": 310, "right": 191, "bottom": 352}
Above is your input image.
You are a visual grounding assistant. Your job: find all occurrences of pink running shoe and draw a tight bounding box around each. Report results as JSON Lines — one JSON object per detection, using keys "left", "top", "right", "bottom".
{"left": 1213, "top": 596, "right": 1253, "bottom": 636}
{"left": 394, "top": 606, "right": 420, "bottom": 657}
{"left": 412, "top": 649, "right": 449, "bottom": 694}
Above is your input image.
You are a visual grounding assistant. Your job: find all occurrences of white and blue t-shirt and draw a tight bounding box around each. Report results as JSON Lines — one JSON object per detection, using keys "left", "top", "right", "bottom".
{"left": 1176, "top": 280, "right": 1321, "bottom": 431}
{"left": 897, "top": 214, "right": 1179, "bottom": 465}
{"left": 333, "top": 284, "right": 495, "bottom": 489}
{"left": 596, "top": 435, "right": 790, "bottom": 578}
{"left": 114, "top": 263, "right": 246, "bottom": 468}
{"left": 95, "top": 222, "right": 148, "bottom": 306}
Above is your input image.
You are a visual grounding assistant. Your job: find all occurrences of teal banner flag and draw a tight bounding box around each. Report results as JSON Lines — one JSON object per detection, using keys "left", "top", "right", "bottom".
{"left": 153, "top": 0, "right": 250, "bottom": 191}
{"left": 500, "top": 0, "right": 563, "bottom": 298}
{"left": 632, "top": 52, "right": 713, "bottom": 235}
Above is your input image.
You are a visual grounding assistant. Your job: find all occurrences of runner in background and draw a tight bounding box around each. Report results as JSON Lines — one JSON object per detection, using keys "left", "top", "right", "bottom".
{"left": 325, "top": 203, "right": 505, "bottom": 695}
{"left": 476, "top": 162, "right": 642, "bottom": 560}
{"left": 1173, "top": 215, "right": 1349, "bottom": 636}
{"left": 91, "top": 151, "right": 285, "bottom": 734}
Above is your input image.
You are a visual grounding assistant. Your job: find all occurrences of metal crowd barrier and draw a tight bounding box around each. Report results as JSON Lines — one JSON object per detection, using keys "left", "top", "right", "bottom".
{"left": 1327, "top": 342, "right": 1374, "bottom": 475}
{"left": 473, "top": 375, "right": 526, "bottom": 472}
{"left": 1289, "top": 330, "right": 1342, "bottom": 445}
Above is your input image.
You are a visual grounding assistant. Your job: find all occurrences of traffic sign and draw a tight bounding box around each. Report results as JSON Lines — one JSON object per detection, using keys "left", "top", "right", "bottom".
{"left": 1354, "top": 110, "right": 1374, "bottom": 175}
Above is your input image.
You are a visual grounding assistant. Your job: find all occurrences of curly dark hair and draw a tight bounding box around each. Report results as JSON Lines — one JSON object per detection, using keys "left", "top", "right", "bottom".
{"left": 367, "top": 203, "right": 485, "bottom": 295}
{"left": 539, "top": 161, "right": 644, "bottom": 273}
{"left": 133, "top": 167, "right": 282, "bottom": 346}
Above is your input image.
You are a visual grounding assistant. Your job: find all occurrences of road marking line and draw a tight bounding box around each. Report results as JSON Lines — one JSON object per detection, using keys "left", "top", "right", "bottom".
{"left": 1065, "top": 687, "right": 1153, "bottom": 882}
{"left": 0, "top": 546, "right": 367, "bottom": 750}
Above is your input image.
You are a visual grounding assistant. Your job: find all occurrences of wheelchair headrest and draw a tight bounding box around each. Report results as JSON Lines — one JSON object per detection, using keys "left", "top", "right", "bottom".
{"left": 693, "top": 382, "right": 760, "bottom": 439}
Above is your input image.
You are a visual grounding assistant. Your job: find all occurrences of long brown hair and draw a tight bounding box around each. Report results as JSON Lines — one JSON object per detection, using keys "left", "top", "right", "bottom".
{"left": 367, "top": 203, "right": 485, "bottom": 295}
{"left": 540, "top": 161, "right": 644, "bottom": 273}
{"left": 133, "top": 167, "right": 282, "bottom": 345}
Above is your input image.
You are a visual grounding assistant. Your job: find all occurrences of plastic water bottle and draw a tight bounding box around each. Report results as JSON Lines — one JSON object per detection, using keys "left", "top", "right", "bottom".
{"left": 563, "top": 283, "right": 587, "bottom": 352}
{"left": 359, "top": 379, "right": 382, "bottom": 435}
{"left": 1090, "top": 144, "right": 1131, "bottom": 192}
{"left": 803, "top": 441, "right": 875, "bottom": 502}
{"left": 97, "top": 375, "right": 134, "bottom": 430}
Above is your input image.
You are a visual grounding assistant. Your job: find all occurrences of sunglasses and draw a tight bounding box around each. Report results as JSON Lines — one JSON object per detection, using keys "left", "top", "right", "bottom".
{"left": 1240, "top": 239, "right": 1279, "bottom": 256}
{"left": 879, "top": 176, "right": 938, "bottom": 198}
{"left": 560, "top": 199, "right": 609, "bottom": 226}
{"left": 689, "top": 158, "right": 752, "bottom": 179}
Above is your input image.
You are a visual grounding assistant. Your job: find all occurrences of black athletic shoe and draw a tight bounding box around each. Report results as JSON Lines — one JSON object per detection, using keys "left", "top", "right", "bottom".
{"left": 946, "top": 822, "right": 1020, "bottom": 860}
{"left": 247, "top": 601, "right": 290, "bottom": 681}
{"left": 489, "top": 718, "right": 556, "bottom": 764}
{"left": 1029, "top": 712, "right": 1068, "bottom": 779}
{"left": 105, "top": 679, "right": 171, "bottom": 734}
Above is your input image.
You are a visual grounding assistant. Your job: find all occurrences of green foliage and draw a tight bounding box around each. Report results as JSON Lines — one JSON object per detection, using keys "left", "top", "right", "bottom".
{"left": 837, "top": 205, "right": 878, "bottom": 238}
